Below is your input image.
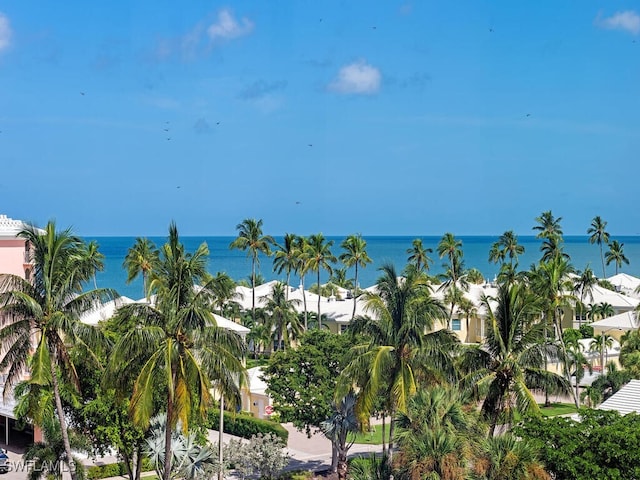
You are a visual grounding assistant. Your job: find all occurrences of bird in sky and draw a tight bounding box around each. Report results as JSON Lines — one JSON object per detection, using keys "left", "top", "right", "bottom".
{"left": 295, "top": 201, "right": 301, "bottom": 205}
{"left": 526, "top": 113, "right": 531, "bottom": 117}
{"left": 489, "top": 28, "right": 494, "bottom": 32}
{"left": 308, "top": 144, "right": 313, "bottom": 147}
{"left": 164, "top": 128, "right": 169, "bottom": 132}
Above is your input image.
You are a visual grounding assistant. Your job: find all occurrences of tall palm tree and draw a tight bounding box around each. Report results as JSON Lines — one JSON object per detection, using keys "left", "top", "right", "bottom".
{"left": 124, "top": 237, "right": 159, "bottom": 298}
{"left": 305, "top": 233, "right": 337, "bottom": 323}
{"left": 438, "top": 233, "right": 464, "bottom": 282}
{"left": 573, "top": 266, "right": 598, "bottom": 327}
{"left": 0, "top": 221, "right": 116, "bottom": 480}
{"left": 438, "top": 233, "right": 467, "bottom": 326}
{"left": 84, "top": 240, "right": 105, "bottom": 289}
{"left": 533, "top": 210, "right": 563, "bottom": 239}
{"left": 229, "top": 219, "right": 274, "bottom": 323}
{"left": 260, "top": 282, "right": 302, "bottom": 351}
{"left": 293, "top": 236, "right": 311, "bottom": 330}
{"left": 605, "top": 240, "right": 629, "bottom": 275}
{"left": 406, "top": 238, "right": 433, "bottom": 273}
{"left": 208, "top": 272, "right": 241, "bottom": 316}
{"left": 587, "top": 216, "right": 610, "bottom": 278}
{"left": 460, "top": 282, "right": 570, "bottom": 435}
{"left": 529, "top": 254, "right": 576, "bottom": 406}
{"left": 458, "top": 297, "right": 477, "bottom": 343}
{"left": 339, "top": 234, "right": 372, "bottom": 320}
{"left": 108, "top": 224, "right": 247, "bottom": 480}
{"left": 489, "top": 231, "right": 525, "bottom": 269}
{"left": 272, "top": 233, "right": 298, "bottom": 300}
{"left": 338, "top": 264, "right": 450, "bottom": 461}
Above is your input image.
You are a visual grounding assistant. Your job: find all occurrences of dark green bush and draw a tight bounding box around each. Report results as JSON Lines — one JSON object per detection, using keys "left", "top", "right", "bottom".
{"left": 207, "top": 410, "right": 288, "bottom": 442}
{"left": 86, "top": 458, "right": 153, "bottom": 480}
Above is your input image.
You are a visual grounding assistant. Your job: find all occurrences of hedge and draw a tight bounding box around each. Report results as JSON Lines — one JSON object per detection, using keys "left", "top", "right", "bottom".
{"left": 207, "top": 410, "right": 289, "bottom": 443}
{"left": 86, "top": 458, "right": 153, "bottom": 480}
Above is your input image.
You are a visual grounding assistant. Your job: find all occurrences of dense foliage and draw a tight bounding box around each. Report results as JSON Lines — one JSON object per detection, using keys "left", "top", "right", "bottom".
{"left": 515, "top": 409, "right": 640, "bottom": 480}
{"left": 263, "top": 329, "right": 352, "bottom": 435}
{"left": 206, "top": 410, "right": 289, "bottom": 442}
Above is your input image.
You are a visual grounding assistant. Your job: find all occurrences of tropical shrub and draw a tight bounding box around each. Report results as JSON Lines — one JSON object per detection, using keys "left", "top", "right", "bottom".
{"left": 207, "top": 410, "right": 288, "bottom": 442}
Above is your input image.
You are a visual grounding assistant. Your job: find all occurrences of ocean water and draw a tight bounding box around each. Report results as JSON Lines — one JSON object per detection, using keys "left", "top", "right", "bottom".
{"left": 86, "top": 235, "right": 640, "bottom": 300}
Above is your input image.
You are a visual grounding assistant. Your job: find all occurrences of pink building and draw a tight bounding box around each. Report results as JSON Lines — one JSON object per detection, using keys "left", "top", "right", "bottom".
{"left": 0, "top": 214, "right": 35, "bottom": 281}
{"left": 0, "top": 214, "right": 42, "bottom": 445}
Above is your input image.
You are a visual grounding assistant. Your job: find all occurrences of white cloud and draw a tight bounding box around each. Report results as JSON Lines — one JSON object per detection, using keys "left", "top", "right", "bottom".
{"left": 0, "top": 13, "right": 12, "bottom": 53}
{"left": 207, "top": 9, "right": 254, "bottom": 41}
{"left": 596, "top": 10, "right": 640, "bottom": 35}
{"left": 328, "top": 60, "right": 381, "bottom": 95}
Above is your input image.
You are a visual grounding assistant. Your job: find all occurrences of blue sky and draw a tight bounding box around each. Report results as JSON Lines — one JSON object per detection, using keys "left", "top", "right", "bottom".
{"left": 1, "top": 2, "right": 640, "bottom": 236}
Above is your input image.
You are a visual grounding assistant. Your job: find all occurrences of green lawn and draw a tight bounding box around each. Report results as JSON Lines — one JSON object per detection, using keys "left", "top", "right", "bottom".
{"left": 246, "top": 357, "right": 270, "bottom": 369}
{"left": 352, "top": 426, "right": 391, "bottom": 445}
{"left": 352, "top": 404, "right": 576, "bottom": 445}
{"left": 538, "top": 402, "right": 578, "bottom": 417}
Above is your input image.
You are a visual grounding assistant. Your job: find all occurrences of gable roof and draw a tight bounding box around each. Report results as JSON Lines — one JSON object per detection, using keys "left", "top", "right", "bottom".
{"left": 598, "top": 379, "right": 640, "bottom": 415}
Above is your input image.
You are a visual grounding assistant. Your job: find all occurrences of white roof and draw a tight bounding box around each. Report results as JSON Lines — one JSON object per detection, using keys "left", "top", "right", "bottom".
{"left": 213, "top": 313, "right": 250, "bottom": 335}
{"left": 587, "top": 284, "right": 639, "bottom": 310}
{"left": 79, "top": 296, "right": 136, "bottom": 325}
{"left": 607, "top": 273, "right": 640, "bottom": 290}
{"left": 247, "top": 366, "right": 269, "bottom": 395}
{"left": 0, "top": 214, "right": 44, "bottom": 239}
{"left": 589, "top": 311, "right": 638, "bottom": 332}
{"left": 598, "top": 379, "right": 640, "bottom": 415}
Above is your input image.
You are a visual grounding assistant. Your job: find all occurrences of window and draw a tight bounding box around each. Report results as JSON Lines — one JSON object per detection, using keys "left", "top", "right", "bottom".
{"left": 340, "top": 324, "right": 348, "bottom": 334}
{"left": 451, "top": 319, "right": 461, "bottom": 331}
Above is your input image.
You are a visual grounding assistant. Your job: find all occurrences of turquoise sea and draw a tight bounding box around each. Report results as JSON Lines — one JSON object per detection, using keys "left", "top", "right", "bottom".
{"left": 86, "top": 236, "right": 640, "bottom": 300}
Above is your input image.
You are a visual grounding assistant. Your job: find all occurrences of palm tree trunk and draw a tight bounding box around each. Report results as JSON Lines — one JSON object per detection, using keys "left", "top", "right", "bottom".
{"left": 164, "top": 398, "right": 174, "bottom": 480}
{"left": 218, "top": 396, "right": 224, "bottom": 480}
{"left": 317, "top": 270, "right": 321, "bottom": 325}
{"left": 352, "top": 264, "right": 358, "bottom": 320}
{"left": 252, "top": 257, "right": 256, "bottom": 324}
{"left": 286, "top": 271, "right": 290, "bottom": 301}
{"left": 381, "top": 414, "right": 386, "bottom": 455}
{"left": 50, "top": 357, "right": 77, "bottom": 480}
{"left": 302, "top": 275, "right": 308, "bottom": 330}
{"left": 600, "top": 243, "right": 605, "bottom": 279}
{"left": 388, "top": 412, "right": 395, "bottom": 462}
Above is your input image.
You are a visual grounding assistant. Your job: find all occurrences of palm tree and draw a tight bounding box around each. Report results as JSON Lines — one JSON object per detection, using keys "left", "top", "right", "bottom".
{"left": 605, "top": 240, "right": 629, "bottom": 275}
{"left": 0, "top": 222, "right": 116, "bottom": 480}
{"left": 597, "top": 302, "right": 615, "bottom": 318}
{"left": 489, "top": 230, "right": 525, "bottom": 269}
{"left": 305, "top": 233, "right": 337, "bottom": 323}
{"left": 338, "top": 263, "right": 450, "bottom": 461}
{"left": 23, "top": 416, "right": 89, "bottom": 480}
{"left": 438, "top": 233, "right": 467, "bottom": 326}
{"left": 460, "top": 282, "right": 570, "bottom": 435}
{"left": 458, "top": 297, "right": 477, "bottom": 343}
{"left": 84, "top": 240, "right": 105, "bottom": 289}
{"left": 466, "top": 268, "right": 485, "bottom": 285}
{"left": 573, "top": 266, "right": 598, "bottom": 327}
{"left": 533, "top": 210, "right": 563, "bottom": 239}
{"left": 529, "top": 254, "right": 576, "bottom": 406}
{"left": 321, "top": 393, "right": 359, "bottom": 479}
{"left": 587, "top": 216, "right": 610, "bottom": 279}
{"left": 247, "top": 323, "right": 271, "bottom": 358}
{"left": 590, "top": 334, "right": 614, "bottom": 372}
{"left": 260, "top": 282, "right": 302, "bottom": 351}
{"left": 339, "top": 234, "right": 372, "bottom": 320}
{"left": 329, "top": 267, "right": 354, "bottom": 291}
{"left": 272, "top": 233, "right": 298, "bottom": 300}
{"left": 208, "top": 272, "right": 240, "bottom": 316}
{"left": 293, "top": 236, "right": 311, "bottom": 330}
{"left": 108, "top": 224, "right": 247, "bottom": 480}
{"left": 394, "top": 386, "right": 471, "bottom": 480}
{"left": 438, "top": 233, "right": 464, "bottom": 282}
{"left": 124, "top": 237, "right": 159, "bottom": 298}
{"left": 406, "top": 238, "right": 433, "bottom": 273}
{"left": 229, "top": 218, "right": 274, "bottom": 323}
{"left": 475, "top": 434, "right": 550, "bottom": 480}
